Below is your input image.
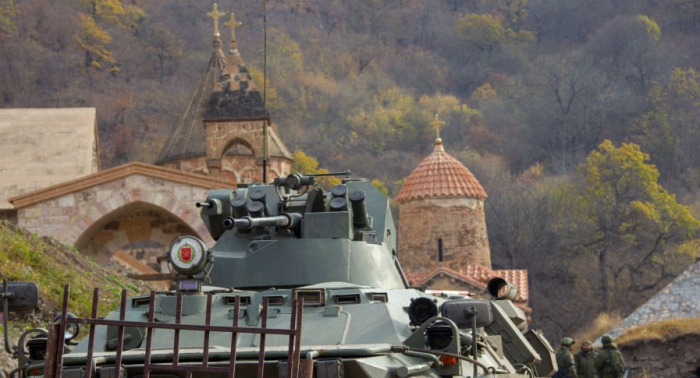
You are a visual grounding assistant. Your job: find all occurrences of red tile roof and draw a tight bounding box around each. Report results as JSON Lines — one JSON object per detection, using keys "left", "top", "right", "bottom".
{"left": 396, "top": 140, "right": 487, "bottom": 202}
{"left": 403, "top": 263, "right": 529, "bottom": 303}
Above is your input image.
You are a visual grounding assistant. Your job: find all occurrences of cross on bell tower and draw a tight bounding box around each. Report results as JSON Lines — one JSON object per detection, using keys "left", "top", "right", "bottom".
{"left": 207, "top": 3, "right": 225, "bottom": 38}
{"left": 224, "top": 13, "right": 243, "bottom": 51}
{"left": 431, "top": 113, "right": 445, "bottom": 145}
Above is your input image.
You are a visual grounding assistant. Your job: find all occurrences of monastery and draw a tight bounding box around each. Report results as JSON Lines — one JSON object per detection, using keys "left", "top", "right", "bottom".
{"left": 2, "top": 8, "right": 290, "bottom": 276}
{"left": 1, "top": 7, "right": 528, "bottom": 307}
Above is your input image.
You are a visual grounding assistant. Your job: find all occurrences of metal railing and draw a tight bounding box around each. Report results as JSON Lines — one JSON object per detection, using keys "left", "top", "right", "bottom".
{"left": 45, "top": 285, "right": 304, "bottom": 378}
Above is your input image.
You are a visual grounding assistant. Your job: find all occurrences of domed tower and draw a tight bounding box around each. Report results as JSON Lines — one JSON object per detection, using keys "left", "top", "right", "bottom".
{"left": 396, "top": 128, "right": 491, "bottom": 273}
{"left": 156, "top": 6, "right": 292, "bottom": 183}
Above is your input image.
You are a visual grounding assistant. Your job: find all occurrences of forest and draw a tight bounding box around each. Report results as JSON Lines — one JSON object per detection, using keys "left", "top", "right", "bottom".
{"left": 2, "top": 0, "right": 700, "bottom": 340}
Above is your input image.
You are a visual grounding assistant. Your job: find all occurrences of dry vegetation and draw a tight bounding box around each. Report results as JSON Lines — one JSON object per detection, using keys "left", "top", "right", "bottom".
{"left": 571, "top": 312, "right": 623, "bottom": 348}
{"left": 616, "top": 318, "right": 700, "bottom": 345}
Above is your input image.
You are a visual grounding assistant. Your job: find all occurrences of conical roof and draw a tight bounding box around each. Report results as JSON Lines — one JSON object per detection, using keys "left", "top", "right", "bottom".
{"left": 204, "top": 41, "right": 266, "bottom": 120}
{"left": 396, "top": 140, "right": 487, "bottom": 202}
{"left": 156, "top": 37, "right": 289, "bottom": 165}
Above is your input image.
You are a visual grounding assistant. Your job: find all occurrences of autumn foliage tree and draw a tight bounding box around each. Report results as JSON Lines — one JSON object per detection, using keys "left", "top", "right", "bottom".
{"left": 80, "top": 0, "right": 124, "bottom": 24}
{"left": 455, "top": 13, "right": 534, "bottom": 53}
{"left": 636, "top": 67, "right": 700, "bottom": 188}
{"left": 143, "top": 22, "right": 182, "bottom": 84}
{"left": 0, "top": 0, "right": 17, "bottom": 39}
{"left": 586, "top": 14, "right": 665, "bottom": 95}
{"left": 579, "top": 140, "right": 699, "bottom": 311}
{"left": 74, "top": 13, "right": 116, "bottom": 82}
{"left": 291, "top": 150, "right": 341, "bottom": 189}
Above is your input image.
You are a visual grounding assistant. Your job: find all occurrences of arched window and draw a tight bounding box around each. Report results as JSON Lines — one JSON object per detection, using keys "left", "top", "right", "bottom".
{"left": 224, "top": 143, "right": 253, "bottom": 155}
{"left": 438, "top": 238, "right": 443, "bottom": 262}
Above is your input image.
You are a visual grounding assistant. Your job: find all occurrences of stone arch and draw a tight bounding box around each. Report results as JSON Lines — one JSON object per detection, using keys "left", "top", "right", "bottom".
{"left": 74, "top": 201, "right": 201, "bottom": 264}
{"left": 221, "top": 137, "right": 255, "bottom": 158}
{"left": 12, "top": 164, "right": 227, "bottom": 274}
{"left": 219, "top": 138, "right": 259, "bottom": 184}
{"left": 206, "top": 120, "right": 266, "bottom": 161}
{"left": 238, "top": 165, "right": 260, "bottom": 184}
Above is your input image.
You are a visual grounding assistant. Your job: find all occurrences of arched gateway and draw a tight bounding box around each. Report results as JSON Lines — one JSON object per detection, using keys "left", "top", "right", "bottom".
{"left": 9, "top": 163, "right": 230, "bottom": 264}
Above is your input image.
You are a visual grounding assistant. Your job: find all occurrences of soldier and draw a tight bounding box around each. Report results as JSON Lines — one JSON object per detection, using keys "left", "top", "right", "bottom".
{"left": 574, "top": 339, "right": 598, "bottom": 378}
{"left": 595, "top": 335, "right": 625, "bottom": 378}
{"left": 554, "top": 337, "right": 578, "bottom": 378}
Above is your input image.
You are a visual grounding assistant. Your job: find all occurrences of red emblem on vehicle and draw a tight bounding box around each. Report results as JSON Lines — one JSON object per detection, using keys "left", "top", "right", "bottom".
{"left": 179, "top": 246, "right": 193, "bottom": 262}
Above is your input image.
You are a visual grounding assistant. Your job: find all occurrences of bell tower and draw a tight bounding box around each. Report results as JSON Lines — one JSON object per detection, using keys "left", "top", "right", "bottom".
{"left": 396, "top": 115, "right": 491, "bottom": 272}
{"left": 156, "top": 4, "right": 292, "bottom": 184}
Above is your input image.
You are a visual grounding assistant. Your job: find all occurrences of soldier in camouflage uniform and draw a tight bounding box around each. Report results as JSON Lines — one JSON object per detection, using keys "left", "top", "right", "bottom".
{"left": 554, "top": 337, "right": 577, "bottom": 378}
{"left": 574, "top": 339, "right": 598, "bottom": 378}
{"left": 595, "top": 335, "right": 625, "bottom": 378}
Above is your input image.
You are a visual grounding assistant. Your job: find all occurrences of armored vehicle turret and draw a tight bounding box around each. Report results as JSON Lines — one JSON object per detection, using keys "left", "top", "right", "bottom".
{"left": 6, "top": 172, "right": 557, "bottom": 377}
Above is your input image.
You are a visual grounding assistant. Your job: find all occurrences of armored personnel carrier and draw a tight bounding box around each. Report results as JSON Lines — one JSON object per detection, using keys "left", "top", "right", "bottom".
{"left": 4, "top": 172, "right": 557, "bottom": 377}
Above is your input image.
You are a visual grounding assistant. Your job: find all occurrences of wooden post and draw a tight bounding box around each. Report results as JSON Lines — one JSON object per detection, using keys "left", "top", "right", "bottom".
{"left": 43, "top": 323, "right": 60, "bottom": 378}
{"left": 299, "top": 359, "right": 314, "bottom": 378}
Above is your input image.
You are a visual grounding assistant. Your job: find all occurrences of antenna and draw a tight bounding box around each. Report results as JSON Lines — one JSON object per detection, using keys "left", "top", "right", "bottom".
{"left": 262, "top": 0, "right": 269, "bottom": 184}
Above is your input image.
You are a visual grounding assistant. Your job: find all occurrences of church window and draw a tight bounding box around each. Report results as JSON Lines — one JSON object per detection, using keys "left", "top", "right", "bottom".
{"left": 225, "top": 143, "right": 253, "bottom": 155}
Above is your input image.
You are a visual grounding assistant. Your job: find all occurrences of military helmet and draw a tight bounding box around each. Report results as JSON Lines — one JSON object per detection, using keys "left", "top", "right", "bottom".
{"left": 560, "top": 337, "right": 575, "bottom": 346}
{"left": 601, "top": 335, "right": 613, "bottom": 344}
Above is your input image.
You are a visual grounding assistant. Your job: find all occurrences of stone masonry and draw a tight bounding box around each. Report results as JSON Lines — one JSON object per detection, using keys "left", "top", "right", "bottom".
{"left": 399, "top": 197, "right": 490, "bottom": 271}
{"left": 605, "top": 257, "right": 700, "bottom": 340}
{"left": 10, "top": 163, "right": 231, "bottom": 263}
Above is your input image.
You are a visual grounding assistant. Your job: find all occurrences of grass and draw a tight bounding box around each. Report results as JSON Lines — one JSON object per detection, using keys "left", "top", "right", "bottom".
{"left": 0, "top": 220, "right": 154, "bottom": 321}
{"left": 1, "top": 220, "right": 155, "bottom": 372}
{"left": 615, "top": 318, "right": 700, "bottom": 345}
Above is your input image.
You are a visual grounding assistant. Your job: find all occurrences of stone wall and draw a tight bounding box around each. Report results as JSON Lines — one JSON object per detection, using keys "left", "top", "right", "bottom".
{"left": 621, "top": 334, "right": 700, "bottom": 377}
{"left": 161, "top": 154, "right": 289, "bottom": 184}
{"left": 203, "top": 120, "right": 291, "bottom": 182}
{"left": 605, "top": 258, "right": 700, "bottom": 339}
{"left": 16, "top": 173, "right": 214, "bottom": 262}
{"left": 605, "top": 258, "right": 700, "bottom": 377}
{"left": 161, "top": 156, "right": 209, "bottom": 175}
{"left": 220, "top": 154, "right": 287, "bottom": 183}
{"left": 205, "top": 120, "right": 266, "bottom": 160}
{"left": 398, "top": 197, "right": 491, "bottom": 271}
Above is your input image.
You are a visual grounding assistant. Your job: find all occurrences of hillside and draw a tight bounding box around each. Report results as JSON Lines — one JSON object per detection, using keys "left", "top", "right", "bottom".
{"left": 0, "top": 221, "right": 154, "bottom": 374}
{"left": 3, "top": 0, "right": 700, "bottom": 341}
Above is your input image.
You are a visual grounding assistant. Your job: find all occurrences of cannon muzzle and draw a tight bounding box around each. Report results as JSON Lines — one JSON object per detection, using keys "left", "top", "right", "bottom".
{"left": 195, "top": 201, "right": 213, "bottom": 209}
{"left": 487, "top": 277, "right": 518, "bottom": 301}
{"left": 223, "top": 213, "right": 303, "bottom": 231}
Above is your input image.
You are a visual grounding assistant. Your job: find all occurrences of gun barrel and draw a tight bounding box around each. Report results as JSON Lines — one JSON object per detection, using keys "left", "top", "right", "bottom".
{"left": 223, "top": 213, "right": 302, "bottom": 230}
{"left": 196, "top": 201, "right": 213, "bottom": 208}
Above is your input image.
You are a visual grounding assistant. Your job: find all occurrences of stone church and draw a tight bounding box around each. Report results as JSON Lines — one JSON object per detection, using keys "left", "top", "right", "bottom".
{"left": 397, "top": 134, "right": 529, "bottom": 309}
{"left": 154, "top": 11, "right": 291, "bottom": 182}
{"left": 3, "top": 11, "right": 291, "bottom": 275}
